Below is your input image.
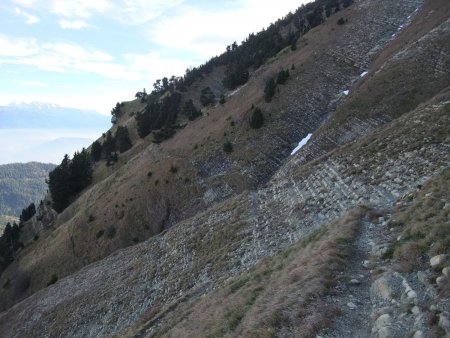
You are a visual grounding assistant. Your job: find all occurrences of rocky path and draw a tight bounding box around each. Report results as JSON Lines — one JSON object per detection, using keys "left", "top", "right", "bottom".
{"left": 318, "top": 210, "right": 450, "bottom": 338}
{"left": 319, "top": 219, "right": 377, "bottom": 338}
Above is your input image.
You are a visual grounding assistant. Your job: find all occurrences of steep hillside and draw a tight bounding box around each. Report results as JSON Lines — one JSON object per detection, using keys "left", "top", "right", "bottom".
{"left": 0, "top": 162, "right": 55, "bottom": 220}
{"left": 0, "top": 0, "right": 449, "bottom": 336}
{"left": 0, "top": 73, "right": 448, "bottom": 338}
{"left": 0, "top": 0, "right": 428, "bottom": 311}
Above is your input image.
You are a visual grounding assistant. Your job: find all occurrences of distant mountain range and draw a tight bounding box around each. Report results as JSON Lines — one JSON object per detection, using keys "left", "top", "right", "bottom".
{"left": 0, "top": 102, "right": 110, "bottom": 129}
{"left": 0, "top": 102, "right": 110, "bottom": 164}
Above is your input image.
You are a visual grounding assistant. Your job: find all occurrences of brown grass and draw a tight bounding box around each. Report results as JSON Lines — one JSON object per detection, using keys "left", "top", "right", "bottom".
{"left": 134, "top": 208, "right": 364, "bottom": 338}
{"left": 385, "top": 168, "right": 450, "bottom": 273}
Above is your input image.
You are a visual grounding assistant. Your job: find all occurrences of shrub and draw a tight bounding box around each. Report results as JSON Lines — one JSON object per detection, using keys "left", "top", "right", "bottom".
{"left": 200, "top": 87, "right": 215, "bottom": 106}
{"left": 264, "top": 78, "right": 276, "bottom": 102}
{"left": 276, "top": 69, "right": 290, "bottom": 85}
{"left": 220, "top": 95, "right": 226, "bottom": 105}
{"left": 96, "top": 230, "right": 104, "bottom": 239}
{"left": 170, "top": 165, "right": 178, "bottom": 174}
{"left": 183, "top": 99, "right": 201, "bottom": 121}
{"left": 47, "top": 274, "right": 58, "bottom": 286}
{"left": 105, "top": 225, "right": 116, "bottom": 238}
{"left": 337, "top": 17, "right": 346, "bottom": 25}
{"left": 3, "top": 278, "right": 10, "bottom": 289}
{"left": 223, "top": 141, "right": 233, "bottom": 153}
{"left": 14, "top": 271, "right": 30, "bottom": 295}
{"left": 250, "top": 107, "right": 264, "bottom": 129}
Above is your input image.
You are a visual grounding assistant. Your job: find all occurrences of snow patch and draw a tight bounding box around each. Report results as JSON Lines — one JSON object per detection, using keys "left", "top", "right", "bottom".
{"left": 228, "top": 84, "right": 247, "bottom": 97}
{"left": 343, "top": 90, "right": 349, "bottom": 96}
{"left": 291, "top": 133, "right": 312, "bottom": 155}
{"left": 360, "top": 71, "right": 368, "bottom": 77}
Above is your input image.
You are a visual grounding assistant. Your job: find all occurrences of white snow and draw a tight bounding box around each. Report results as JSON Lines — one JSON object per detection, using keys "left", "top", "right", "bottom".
{"left": 291, "top": 133, "right": 312, "bottom": 155}
{"left": 343, "top": 90, "right": 349, "bottom": 96}
{"left": 360, "top": 71, "right": 368, "bottom": 77}
{"left": 228, "top": 83, "right": 247, "bottom": 97}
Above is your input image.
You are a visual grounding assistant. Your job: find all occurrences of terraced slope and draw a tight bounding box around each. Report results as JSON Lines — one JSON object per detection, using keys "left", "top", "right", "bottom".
{"left": 0, "top": 0, "right": 428, "bottom": 311}
{"left": 0, "top": 66, "right": 448, "bottom": 338}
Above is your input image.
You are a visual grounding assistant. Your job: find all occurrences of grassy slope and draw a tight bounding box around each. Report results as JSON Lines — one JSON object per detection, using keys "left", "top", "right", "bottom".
{"left": 0, "top": 5, "right": 355, "bottom": 308}
{"left": 126, "top": 209, "right": 363, "bottom": 338}
{"left": 294, "top": 0, "right": 450, "bottom": 165}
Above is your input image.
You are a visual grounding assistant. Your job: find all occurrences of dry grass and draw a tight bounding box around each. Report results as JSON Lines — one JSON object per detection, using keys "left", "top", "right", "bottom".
{"left": 384, "top": 168, "right": 450, "bottom": 273}
{"left": 139, "top": 208, "right": 364, "bottom": 338}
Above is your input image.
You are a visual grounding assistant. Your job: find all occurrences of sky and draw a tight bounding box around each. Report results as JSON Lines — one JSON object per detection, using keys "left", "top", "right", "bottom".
{"left": 0, "top": 0, "right": 308, "bottom": 115}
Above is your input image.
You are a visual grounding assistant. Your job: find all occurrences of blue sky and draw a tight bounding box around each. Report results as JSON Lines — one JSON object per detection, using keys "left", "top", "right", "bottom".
{"left": 0, "top": 0, "right": 306, "bottom": 114}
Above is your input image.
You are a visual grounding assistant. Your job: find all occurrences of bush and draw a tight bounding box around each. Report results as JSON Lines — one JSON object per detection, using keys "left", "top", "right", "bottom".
{"left": 14, "top": 271, "right": 30, "bottom": 295}
{"left": 105, "top": 225, "right": 116, "bottom": 238}
{"left": 223, "top": 141, "right": 233, "bottom": 153}
{"left": 337, "top": 17, "right": 346, "bottom": 25}
{"left": 183, "top": 99, "right": 201, "bottom": 121}
{"left": 250, "top": 107, "right": 264, "bottom": 129}
{"left": 47, "top": 274, "right": 58, "bottom": 286}
{"left": 219, "top": 94, "right": 226, "bottom": 105}
{"left": 264, "top": 78, "right": 276, "bottom": 102}
{"left": 96, "top": 230, "right": 104, "bottom": 239}
{"left": 276, "top": 69, "right": 290, "bottom": 85}
{"left": 200, "top": 87, "right": 216, "bottom": 106}
{"left": 170, "top": 165, "right": 178, "bottom": 174}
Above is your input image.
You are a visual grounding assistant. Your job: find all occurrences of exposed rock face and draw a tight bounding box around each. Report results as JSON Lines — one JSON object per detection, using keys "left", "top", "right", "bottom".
{"left": 0, "top": 0, "right": 449, "bottom": 337}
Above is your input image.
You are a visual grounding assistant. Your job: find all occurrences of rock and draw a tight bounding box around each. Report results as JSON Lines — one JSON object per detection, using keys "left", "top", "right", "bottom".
{"left": 413, "top": 330, "right": 424, "bottom": 338}
{"left": 439, "top": 314, "right": 450, "bottom": 334}
{"left": 442, "top": 266, "right": 450, "bottom": 277}
{"left": 376, "top": 326, "right": 393, "bottom": 338}
{"left": 417, "top": 271, "right": 429, "bottom": 284}
{"left": 375, "top": 314, "right": 392, "bottom": 327}
{"left": 430, "top": 254, "right": 446, "bottom": 268}
{"left": 347, "top": 302, "right": 357, "bottom": 309}
{"left": 411, "top": 306, "right": 420, "bottom": 315}
{"left": 371, "top": 272, "right": 401, "bottom": 301}
{"left": 436, "top": 276, "right": 446, "bottom": 286}
{"left": 363, "top": 260, "right": 371, "bottom": 268}
{"left": 350, "top": 279, "right": 361, "bottom": 285}
{"left": 407, "top": 289, "right": 417, "bottom": 300}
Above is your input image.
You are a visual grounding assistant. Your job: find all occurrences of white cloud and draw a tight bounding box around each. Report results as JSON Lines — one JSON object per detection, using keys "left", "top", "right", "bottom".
{"left": 13, "top": 79, "right": 48, "bottom": 87}
{"left": 58, "top": 19, "right": 88, "bottom": 30}
{"left": 147, "top": 0, "right": 308, "bottom": 59}
{"left": 14, "top": 7, "right": 40, "bottom": 24}
{"left": 0, "top": 34, "right": 37, "bottom": 57}
{"left": 49, "top": 0, "right": 110, "bottom": 18}
{"left": 118, "top": 0, "right": 185, "bottom": 25}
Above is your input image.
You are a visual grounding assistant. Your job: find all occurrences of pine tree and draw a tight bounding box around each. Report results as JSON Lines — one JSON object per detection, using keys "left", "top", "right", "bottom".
{"left": 250, "top": 107, "right": 264, "bottom": 129}
{"left": 91, "top": 140, "right": 102, "bottom": 161}
{"left": 264, "top": 78, "right": 277, "bottom": 102}
{"left": 115, "top": 126, "right": 132, "bottom": 153}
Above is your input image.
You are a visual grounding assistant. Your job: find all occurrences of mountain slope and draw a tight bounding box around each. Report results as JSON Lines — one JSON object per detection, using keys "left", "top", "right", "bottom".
{"left": 0, "top": 0, "right": 449, "bottom": 336}
{"left": 0, "top": 78, "right": 448, "bottom": 338}
{"left": 0, "top": 1, "right": 426, "bottom": 310}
